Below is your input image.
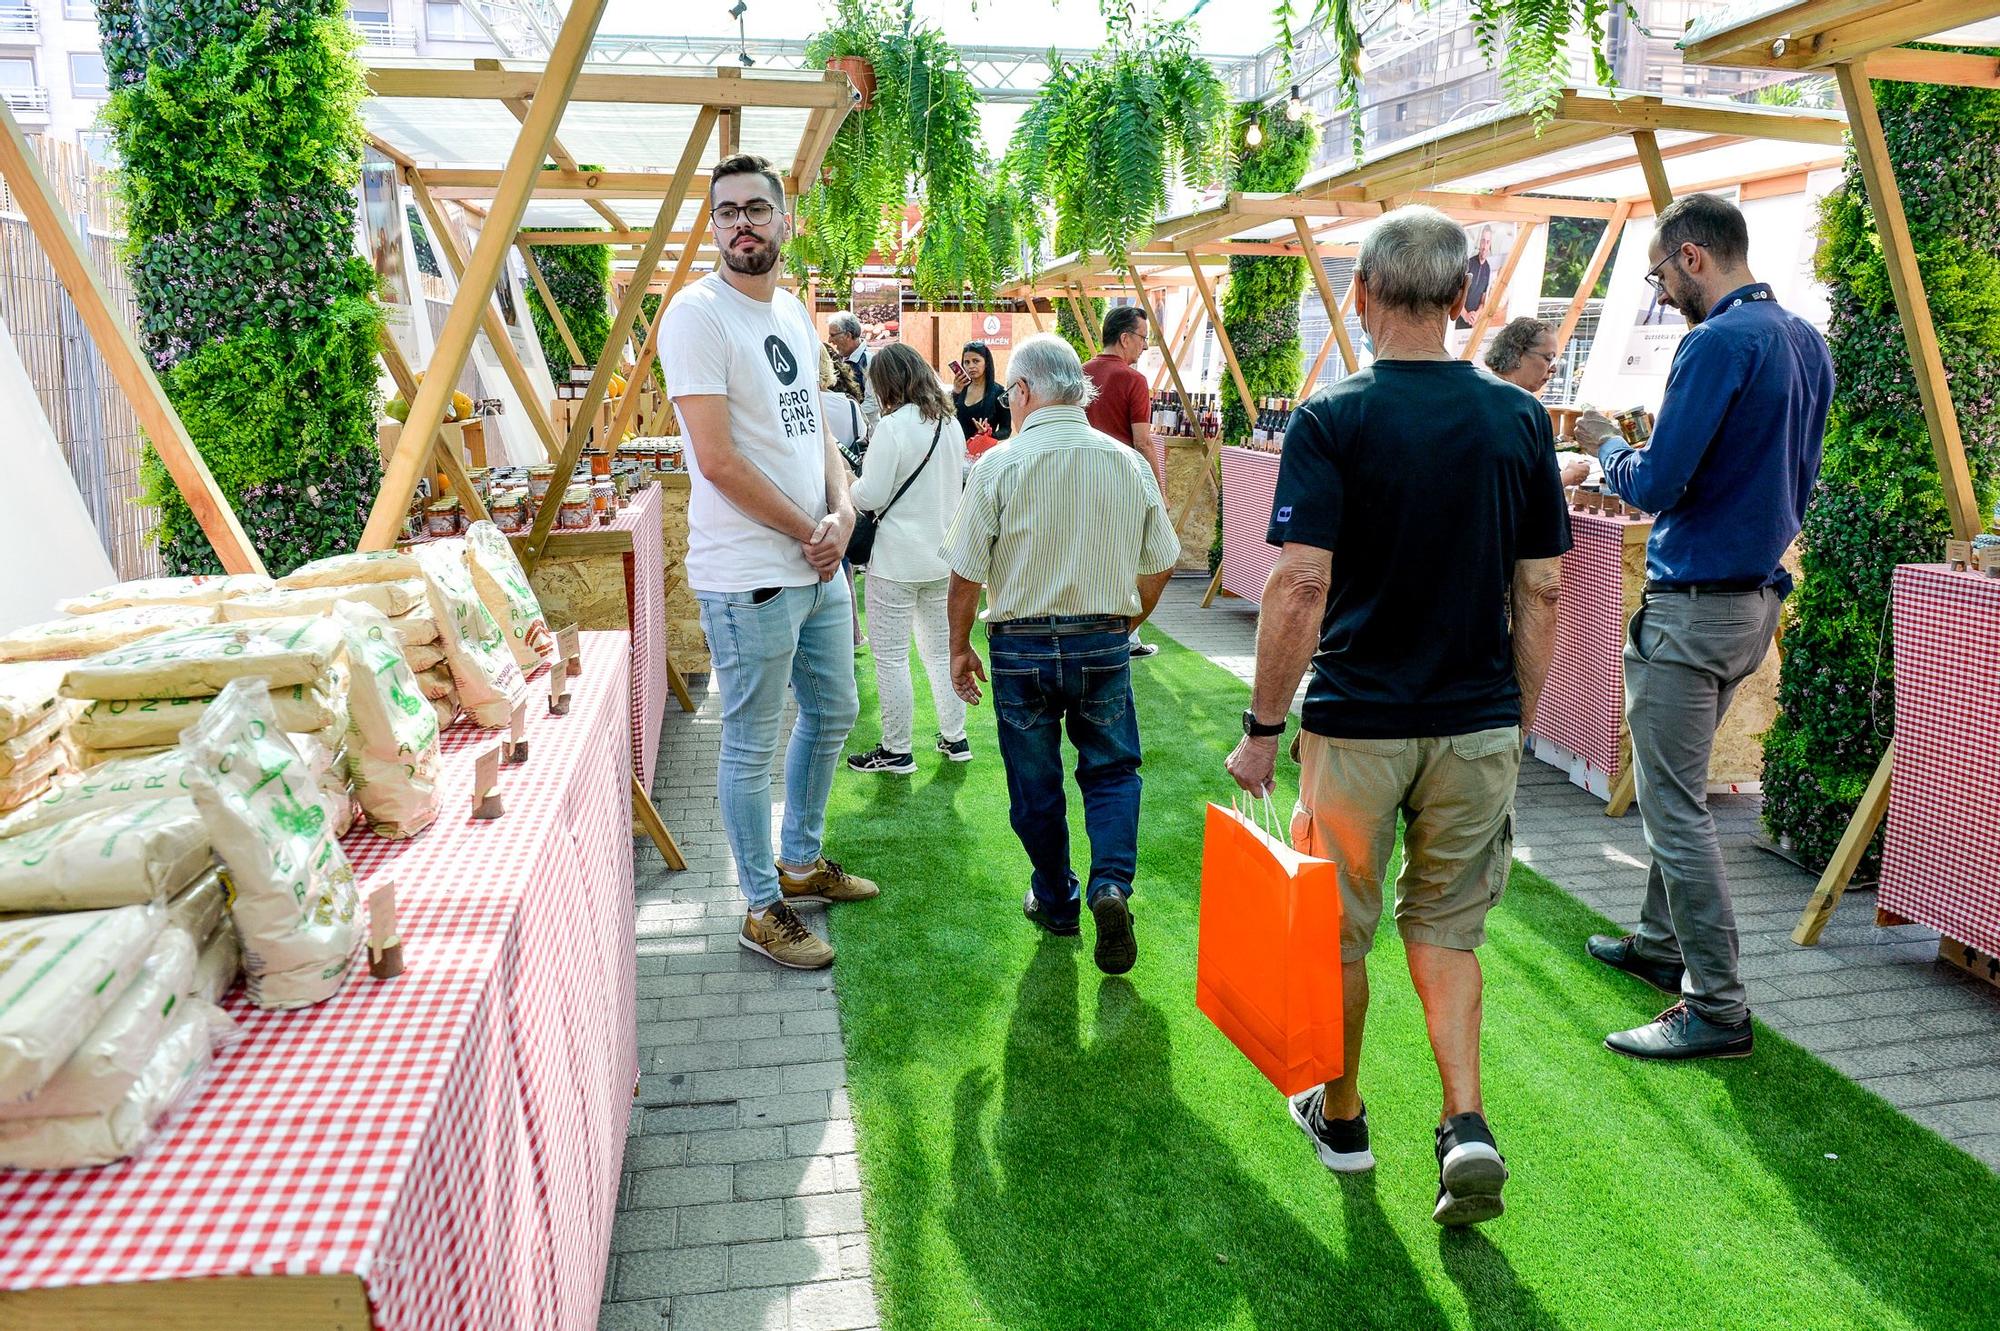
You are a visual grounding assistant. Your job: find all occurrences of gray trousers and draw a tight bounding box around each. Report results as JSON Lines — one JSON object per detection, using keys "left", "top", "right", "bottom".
{"left": 1623, "top": 586, "right": 1784, "bottom": 1025}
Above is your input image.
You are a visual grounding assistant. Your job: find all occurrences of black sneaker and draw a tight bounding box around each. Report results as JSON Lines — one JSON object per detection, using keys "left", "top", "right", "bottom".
{"left": 1128, "top": 641, "right": 1160, "bottom": 659}
{"left": 1434, "top": 1113, "right": 1508, "bottom": 1227}
{"left": 1287, "top": 1086, "right": 1374, "bottom": 1173}
{"left": 1587, "top": 933, "right": 1684, "bottom": 994}
{"left": 1605, "top": 1001, "right": 1754, "bottom": 1060}
{"left": 1090, "top": 890, "right": 1137, "bottom": 975}
{"left": 846, "top": 745, "right": 914, "bottom": 775}
{"left": 936, "top": 734, "right": 972, "bottom": 763}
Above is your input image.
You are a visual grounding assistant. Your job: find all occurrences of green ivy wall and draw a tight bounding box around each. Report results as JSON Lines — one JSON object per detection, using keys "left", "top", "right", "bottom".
{"left": 1219, "top": 105, "right": 1316, "bottom": 444}
{"left": 100, "top": 0, "right": 383, "bottom": 576}
{"left": 1761, "top": 73, "right": 2000, "bottom": 870}
{"left": 523, "top": 240, "right": 613, "bottom": 375}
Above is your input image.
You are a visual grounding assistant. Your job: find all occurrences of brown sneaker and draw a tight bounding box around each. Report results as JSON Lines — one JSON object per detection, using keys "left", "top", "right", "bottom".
{"left": 739, "top": 902, "right": 835, "bottom": 969}
{"left": 778, "top": 857, "right": 880, "bottom": 905}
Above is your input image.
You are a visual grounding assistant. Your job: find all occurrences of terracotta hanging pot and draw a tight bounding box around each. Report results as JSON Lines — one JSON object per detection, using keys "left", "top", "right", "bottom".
{"left": 827, "top": 56, "right": 875, "bottom": 109}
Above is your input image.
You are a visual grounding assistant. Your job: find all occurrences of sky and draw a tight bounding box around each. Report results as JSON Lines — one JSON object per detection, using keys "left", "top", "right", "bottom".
{"left": 600, "top": 0, "right": 1272, "bottom": 58}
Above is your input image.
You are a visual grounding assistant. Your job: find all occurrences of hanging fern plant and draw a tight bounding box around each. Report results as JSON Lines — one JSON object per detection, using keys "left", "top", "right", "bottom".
{"left": 791, "top": 0, "right": 1004, "bottom": 300}
{"left": 999, "top": 12, "right": 1231, "bottom": 270}
{"left": 1276, "top": 0, "right": 1629, "bottom": 150}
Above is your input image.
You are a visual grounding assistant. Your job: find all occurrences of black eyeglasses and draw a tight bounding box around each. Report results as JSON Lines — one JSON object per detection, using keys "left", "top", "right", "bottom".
{"left": 1644, "top": 241, "right": 1707, "bottom": 296}
{"left": 714, "top": 200, "right": 776, "bottom": 229}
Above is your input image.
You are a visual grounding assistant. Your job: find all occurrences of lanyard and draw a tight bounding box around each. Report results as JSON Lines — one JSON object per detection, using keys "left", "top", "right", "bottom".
{"left": 1711, "top": 284, "right": 1774, "bottom": 319}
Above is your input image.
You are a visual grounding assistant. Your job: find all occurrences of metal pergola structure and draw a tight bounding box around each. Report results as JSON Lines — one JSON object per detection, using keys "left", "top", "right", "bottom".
{"left": 1672, "top": 0, "right": 2000, "bottom": 951}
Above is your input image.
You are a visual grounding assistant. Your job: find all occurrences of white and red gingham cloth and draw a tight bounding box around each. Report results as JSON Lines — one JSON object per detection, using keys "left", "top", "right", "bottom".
{"left": 1880, "top": 564, "right": 2000, "bottom": 956}
{"left": 1220, "top": 446, "right": 1282, "bottom": 604}
{"left": 1145, "top": 431, "right": 1168, "bottom": 493}
{"left": 0, "top": 633, "right": 638, "bottom": 1330}
{"left": 610, "top": 485, "right": 669, "bottom": 788}
{"left": 1530, "top": 509, "right": 1649, "bottom": 783}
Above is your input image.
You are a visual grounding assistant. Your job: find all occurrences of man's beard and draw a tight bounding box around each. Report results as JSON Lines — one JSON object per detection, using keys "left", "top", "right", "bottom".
{"left": 1673, "top": 283, "right": 1710, "bottom": 325}
{"left": 722, "top": 236, "right": 779, "bottom": 275}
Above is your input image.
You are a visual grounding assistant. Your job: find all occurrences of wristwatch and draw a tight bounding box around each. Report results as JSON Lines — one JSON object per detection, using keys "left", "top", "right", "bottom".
{"left": 1241, "top": 710, "right": 1286, "bottom": 739}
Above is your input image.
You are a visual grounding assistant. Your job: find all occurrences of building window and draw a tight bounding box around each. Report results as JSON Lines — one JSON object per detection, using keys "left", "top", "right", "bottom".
{"left": 426, "top": 1, "right": 480, "bottom": 41}
{"left": 78, "top": 129, "right": 115, "bottom": 167}
{"left": 70, "top": 51, "right": 107, "bottom": 96}
{"left": 347, "top": 6, "right": 391, "bottom": 23}
{"left": 64, "top": 0, "right": 96, "bottom": 18}
{"left": 0, "top": 56, "right": 35, "bottom": 89}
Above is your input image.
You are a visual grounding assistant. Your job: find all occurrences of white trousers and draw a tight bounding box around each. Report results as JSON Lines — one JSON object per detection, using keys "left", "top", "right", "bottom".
{"left": 866, "top": 574, "right": 966, "bottom": 754}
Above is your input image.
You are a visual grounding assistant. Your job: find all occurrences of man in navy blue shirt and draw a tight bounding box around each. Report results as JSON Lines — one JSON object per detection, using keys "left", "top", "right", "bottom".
{"left": 1582, "top": 193, "right": 1832, "bottom": 1060}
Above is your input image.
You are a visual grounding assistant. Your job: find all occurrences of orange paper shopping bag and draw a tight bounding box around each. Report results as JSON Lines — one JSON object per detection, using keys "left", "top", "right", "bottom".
{"left": 1196, "top": 796, "right": 1344, "bottom": 1096}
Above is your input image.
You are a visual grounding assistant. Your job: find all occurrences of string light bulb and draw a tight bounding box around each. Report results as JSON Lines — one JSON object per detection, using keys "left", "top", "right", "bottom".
{"left": 1245, "top": 121, "right": 1264, "bottom": 148}
{"left": 1285, "top": 85, "right": 1305, "bottom": 122}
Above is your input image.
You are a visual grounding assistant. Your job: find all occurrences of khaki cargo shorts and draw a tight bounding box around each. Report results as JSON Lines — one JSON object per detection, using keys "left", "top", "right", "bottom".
{"left": 1291, "top": 727, "right": 1521, "bottom": 962}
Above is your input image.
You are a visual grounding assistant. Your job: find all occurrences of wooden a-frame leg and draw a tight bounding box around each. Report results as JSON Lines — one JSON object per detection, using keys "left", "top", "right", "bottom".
{"left": 632, "top": 773, "right": 686, "bottom": 870}
{"left": 1792, "top": 746, "right": 1893, "bottom": 946}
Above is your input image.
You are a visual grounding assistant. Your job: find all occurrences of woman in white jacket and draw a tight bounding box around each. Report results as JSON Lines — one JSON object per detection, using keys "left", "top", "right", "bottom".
{"left": 845, "top": 344, "right": 971, "bottom": 774}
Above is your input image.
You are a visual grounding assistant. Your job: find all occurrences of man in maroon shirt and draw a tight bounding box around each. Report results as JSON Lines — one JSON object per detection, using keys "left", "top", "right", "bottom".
{"left": 1082, "top": 303, "right": 1160, "bottom": 656}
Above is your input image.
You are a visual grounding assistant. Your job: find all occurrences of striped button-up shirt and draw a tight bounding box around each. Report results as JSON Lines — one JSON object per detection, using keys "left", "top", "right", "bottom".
{"left": 940, "top": 404, "right": 1181, "bottom": 621}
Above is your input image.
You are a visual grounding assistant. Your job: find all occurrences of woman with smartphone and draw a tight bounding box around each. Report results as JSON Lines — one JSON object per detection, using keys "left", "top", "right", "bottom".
{"left": 951, "top": 340, "right": 1010, "bottom": 450}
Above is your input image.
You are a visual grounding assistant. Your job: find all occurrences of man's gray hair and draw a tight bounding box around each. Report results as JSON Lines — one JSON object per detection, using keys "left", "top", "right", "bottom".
{"left": 1007, "top": 333, "right": 1096, "bottom": 407}
{"left": 828, "top": 311, "right": 862, "bottom": 339}
{"left": 1485, "top": 316, "right": 1552, "bottom": 374}
{"left": 1357, "top": 205, "right": 1471, "bottom": 314}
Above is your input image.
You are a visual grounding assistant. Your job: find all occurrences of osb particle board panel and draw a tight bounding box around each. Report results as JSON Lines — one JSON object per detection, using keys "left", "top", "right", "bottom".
{"left": 657, "top": 473, "right": 711, "bottom": 674}
{"left": 1164, "top": 438, "right": 1218, "bottom": 574}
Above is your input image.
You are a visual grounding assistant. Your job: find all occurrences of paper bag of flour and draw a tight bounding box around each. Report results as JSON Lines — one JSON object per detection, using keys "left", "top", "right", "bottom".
{"left": 0, "top": 904, "right": 162, "bottom": 1102}
{"left": 182, "top": 680, "right": 358, "bottom": 1011}
{"left": 391, "top": 607, "right": 440, "bottom": 647}
{"left": 0, "top": 1003, "right": 219, "bottom": 1170}
{"left": 278, "top": 550, "right": 422, "bottom": 589}
{"left": 0, "top": 747, "right": 192, "bottom": 839}
{"left": 62, "top": 617, "right": 342, "bottom": 702}
{"left": 413, "top": 539, "right": 525, "bottom": 728}
{"left": 0, "top": 927, "right": 198, "bottom": 1120}
{"left": 73, "top": 681, "right": 337, "bottom": 751}
{"left": 464, "top": 521, "right": 556, "bottom": 672}
{"left": 190, "top": 926, "right": 240, "bottom": 1004}
{"left": 0, "top": 662, "right": 67, "bottom": 740}
{"left": 167, "top": 866, "right": 228, "bottom": 946}
{"left": 335, "top": 605, "right": 440, "bottom": 840}
{"left": 0, "top": 705, "right": 68, "bottom": 778}
{"left": 0, "top": 798, "right": 211, "bottom": 912}
{"left": 58, "top": 575, "right": 272, "bottom": 616}
{"left": 220, "top": 579, "right": 427, "bottom": 622}
{"left": 0, "top": 605, "right": 217, "bottom": 664}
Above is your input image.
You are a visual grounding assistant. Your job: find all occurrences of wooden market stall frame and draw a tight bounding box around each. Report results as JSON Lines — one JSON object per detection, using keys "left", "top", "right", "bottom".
{"left": 1006, "top": 89, "right": 1846, "bottom": 620}
{"left": 1679, "top": 0, "right": 2000, "bottom": 968}
{"left": 356, "top": 26, "right": 852, "bottom": 867}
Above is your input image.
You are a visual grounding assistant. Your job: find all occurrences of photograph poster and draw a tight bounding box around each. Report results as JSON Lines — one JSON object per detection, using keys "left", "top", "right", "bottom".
{"left": 851, "top": 277, "right": 902, "bottom": 350}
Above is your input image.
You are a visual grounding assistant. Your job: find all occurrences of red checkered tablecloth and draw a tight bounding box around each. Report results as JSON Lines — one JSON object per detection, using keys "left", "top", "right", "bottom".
{"left": 1880, "top": 563, "right": 2000, "bottom": 956}
{"left": 1530, "top": 510, "right": 1649, "bottom": 784}
{"left": 0, "top": 633, "right": 639, "bottom": 1330}
{"left": 611, "top": 485, "right": 669, "bottom": 788}
{"left": 1220, "top": 446, "right": 1282, "bottom": 605}
{"left": 1145, "top": 431, "right": 1169, "bottom": 492}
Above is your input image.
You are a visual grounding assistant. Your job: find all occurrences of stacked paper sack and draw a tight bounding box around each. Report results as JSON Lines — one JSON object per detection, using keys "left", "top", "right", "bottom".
{"left": 0, "top": 663, "right": 78, "bottom": 819}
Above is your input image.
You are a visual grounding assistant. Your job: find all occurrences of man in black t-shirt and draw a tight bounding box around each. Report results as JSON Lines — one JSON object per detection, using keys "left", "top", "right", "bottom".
{"left": 1226, "top": 205, "right": 1571, "bottom": 1228}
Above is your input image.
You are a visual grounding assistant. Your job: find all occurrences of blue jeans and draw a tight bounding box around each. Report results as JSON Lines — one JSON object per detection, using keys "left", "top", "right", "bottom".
{"left": 987, "top": 620, "right": 1142, "bottom": 926}
{"left": 696, "top": 580, "right": 860, "bottom": 911}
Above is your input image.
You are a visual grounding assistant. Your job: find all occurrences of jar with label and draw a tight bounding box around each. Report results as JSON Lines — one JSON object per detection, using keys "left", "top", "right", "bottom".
{"left": 592, "top": 480, "right": 616, "bottom": 523}
{"left": 529, "top": 465, "right": 556, "bottom": 502}
{"left": 426, "top": 498, "right": 462, "bottom": 538}
{"left": 588, "top": 449, "right": 611, "bottom": 480}
{"left": 559, "top": 484, "right": 592, "bottom": 530}
{"left": 492, "top": 494, "right": 528, "bottom": 534}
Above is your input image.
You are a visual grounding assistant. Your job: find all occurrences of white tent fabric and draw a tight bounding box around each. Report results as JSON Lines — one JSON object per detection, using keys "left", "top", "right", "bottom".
{"left": 0, "top": 314, "right": 115, "bottom": 634}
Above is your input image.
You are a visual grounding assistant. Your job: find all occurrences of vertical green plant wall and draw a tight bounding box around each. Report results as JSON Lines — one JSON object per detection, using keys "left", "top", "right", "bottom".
{"left": 523, "top": 239, "right": 613, "bottom": 374}
{"left": 1761, "top": 73, "right": 2000, "bottom": 872}
{"left": 100, "top": 0, "right": 384, "bottom": 576}
{"left": 1219, "top": 103, "right": 1316, "bottom": 443}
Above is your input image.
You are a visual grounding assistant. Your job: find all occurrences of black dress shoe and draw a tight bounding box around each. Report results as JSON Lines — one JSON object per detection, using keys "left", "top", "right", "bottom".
{"left": 1587, "top": 933, "right": 1684, "bottom": 994}
{"left": 1090, "top": 891, "right": 1137, "bottom": 975}
{"left": 1022, "top": 891, "right": 1079, "bottom": 937}
{"left": 1605, "top": 1001, "right": 1754, "bottom": 1060}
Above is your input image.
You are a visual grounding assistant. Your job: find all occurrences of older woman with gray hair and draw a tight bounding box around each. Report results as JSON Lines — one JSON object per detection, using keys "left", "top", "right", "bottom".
{"left": 1225, "top": 204, "right": 1571, "bottom": 1229}
{"left": 1486, "top": 317, "right": 1588, "bottom": 486}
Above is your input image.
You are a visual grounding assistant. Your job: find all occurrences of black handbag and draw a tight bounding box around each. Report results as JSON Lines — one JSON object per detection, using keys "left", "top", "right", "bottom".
{"left": 848, "top": 416, "right": 943, "bottom": 568}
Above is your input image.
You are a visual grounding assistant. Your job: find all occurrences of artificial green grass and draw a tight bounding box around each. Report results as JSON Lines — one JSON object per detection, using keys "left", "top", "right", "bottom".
{"left": 823, "top": 605, "right": 2000, "bottom": 1331}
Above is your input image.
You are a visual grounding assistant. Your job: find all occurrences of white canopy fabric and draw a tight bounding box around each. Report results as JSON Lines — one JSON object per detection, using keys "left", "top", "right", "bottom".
{"left": 0, "top": 315, "right": 115, "bottom": 634}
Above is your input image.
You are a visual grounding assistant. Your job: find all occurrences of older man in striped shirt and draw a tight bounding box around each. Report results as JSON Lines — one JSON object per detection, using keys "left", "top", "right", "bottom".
{"left": 943, "top": 333, "right": 1182, "bottom": 975}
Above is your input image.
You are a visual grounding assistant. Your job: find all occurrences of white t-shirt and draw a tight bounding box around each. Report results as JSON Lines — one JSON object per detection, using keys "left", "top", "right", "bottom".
{"left": 660, "top": 277, "right": 828, "bottom": 592}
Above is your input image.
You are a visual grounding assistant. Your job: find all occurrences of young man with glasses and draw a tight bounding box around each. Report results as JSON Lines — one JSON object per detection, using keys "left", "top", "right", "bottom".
{"left": 1574, "top": 192, "right": 1833, "bottom": 1059}
{"left": 659, "top": 154, "right": 880, "bottom": 971}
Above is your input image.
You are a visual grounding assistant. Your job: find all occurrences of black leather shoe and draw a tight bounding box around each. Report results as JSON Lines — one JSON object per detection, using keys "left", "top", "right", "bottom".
{"left": 1587, "top": 933, "right": 1684, "bottom": 994}
{"left": 1022, "top": 891, "right": 1079, "bottom": 938}
{"left": 1605, "top": 1001, "right": 1754, "bottom": 1060}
